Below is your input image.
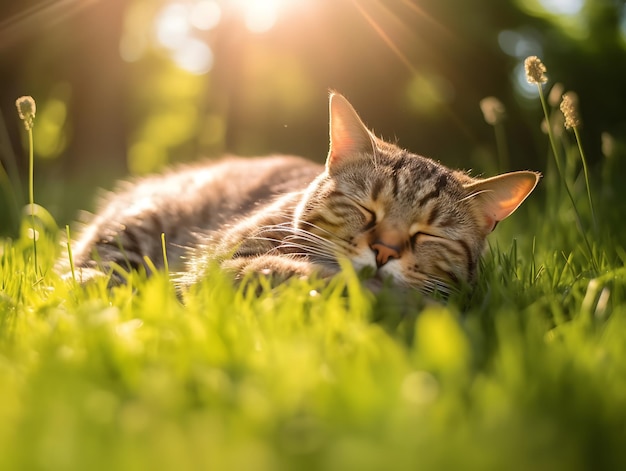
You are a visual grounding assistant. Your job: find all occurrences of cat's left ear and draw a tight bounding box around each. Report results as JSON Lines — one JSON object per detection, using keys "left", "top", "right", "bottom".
{"left": 326, "top": 92, "right": 376, "bottom": 172}
{"left": 463, "top": 171, "right": 541, "bottom": 233}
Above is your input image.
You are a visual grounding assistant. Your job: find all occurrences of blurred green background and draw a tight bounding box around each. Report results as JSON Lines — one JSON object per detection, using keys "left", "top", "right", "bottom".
{"left": 1, "top": 0, "right": 625, "bottom": 235}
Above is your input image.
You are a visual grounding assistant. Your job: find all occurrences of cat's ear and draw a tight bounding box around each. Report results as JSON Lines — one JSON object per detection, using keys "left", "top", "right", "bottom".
{"left": 463, "top": 171, "right": 540, "bottom": 233}
{"left": 326, "top": 92, "right": 376, "bottom": 171}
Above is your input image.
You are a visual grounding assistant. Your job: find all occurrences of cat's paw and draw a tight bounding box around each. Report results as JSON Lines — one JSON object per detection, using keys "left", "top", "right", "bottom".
{"left": 62, "top": 266, "right": 126, "bottom": 286}
{"left": 61, "top": 267, "right": 106, "bottom": 284}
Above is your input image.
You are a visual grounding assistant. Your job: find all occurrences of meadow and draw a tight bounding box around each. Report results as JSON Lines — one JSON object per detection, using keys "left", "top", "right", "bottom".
{"left": 2, "top": 64, "right": 626, "bottom": 470}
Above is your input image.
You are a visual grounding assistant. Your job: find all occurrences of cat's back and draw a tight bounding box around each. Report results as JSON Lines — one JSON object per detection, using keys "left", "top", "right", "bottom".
{"left": 75, "top": 155, "right": 323, "bottom": 266}
{"left": 69, "top": 155, "right": 323, "bottom": 275}
{"left": 96, "top": 155, "right": 322, "bottom": 222}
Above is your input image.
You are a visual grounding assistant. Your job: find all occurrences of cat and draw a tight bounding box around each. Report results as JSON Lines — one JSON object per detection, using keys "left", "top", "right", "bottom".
{"left": 65, "top": 92, "right": 540, "bottom": 294}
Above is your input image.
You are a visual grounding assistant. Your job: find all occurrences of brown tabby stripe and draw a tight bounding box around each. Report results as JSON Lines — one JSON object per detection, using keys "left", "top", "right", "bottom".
{"left": 390, "top": 155, "right": 409, "bottom": 174}
{"left": 328, "top": 201, "right": 357, "bottom": 213}
{"left": 305, "top": 213, "right": 342, "bottom": 230}
{"left": 417, "top": 174, "right": 448, "bottom": 207}
{"left": 371, "top": 178, "right": 384, "bottom": 201}
{"left": 148, "top": 213, "right": 164, "bottom": 237}
{"left": 440, "top": 267, "right": 460, "bottom": 284}
{"left": 427, "top": 205, "right": 440, "bottom": 225}
{"left": 327, "top": 190, "right": 349, "bottom": 200}
{"left": 438, "top": 215, "right": 457, "bottom": 228}
{"left": 111, "top": 234, "right": 143, "bottom": 270}
{"left": 118, "top": 231, "right": 142, "bottom": 267}
{"left": 456, "top": 239, "right": 475, "bottom": 278}
{"left": 389, "top": 156, "right": 409, "bottom": 198}
{"left": 391, "top": 173, "right": 400, "bottom": 198}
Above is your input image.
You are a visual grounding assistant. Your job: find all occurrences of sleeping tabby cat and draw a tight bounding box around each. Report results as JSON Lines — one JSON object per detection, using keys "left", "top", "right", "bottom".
{"left": 66, "top": 93, "right": 540, "bottom": 294}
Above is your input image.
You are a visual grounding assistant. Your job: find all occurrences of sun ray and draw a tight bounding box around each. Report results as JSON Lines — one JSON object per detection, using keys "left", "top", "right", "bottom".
{"left": 349, "top": 0, "right": 475, "bottom": 142}
{"left": 0, "top": 0, "right": 98, "bottom": 51}
{"left": 349, "top": 0, "right": 418, "bottom": 76}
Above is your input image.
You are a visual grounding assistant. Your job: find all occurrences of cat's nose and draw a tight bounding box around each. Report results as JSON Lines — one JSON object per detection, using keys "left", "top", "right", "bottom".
{"left": 370, "top": 240, "right": 402, "bottom": 268}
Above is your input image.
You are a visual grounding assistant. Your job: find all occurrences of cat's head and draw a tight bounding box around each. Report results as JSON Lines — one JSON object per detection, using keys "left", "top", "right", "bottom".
{"left": 294, "top": 92, "right": 539, "bottom": 292}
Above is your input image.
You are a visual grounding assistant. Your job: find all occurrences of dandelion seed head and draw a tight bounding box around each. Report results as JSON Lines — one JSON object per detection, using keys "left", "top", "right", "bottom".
{"left": 479, "top": 96, "right": 506, "bottom": 126}
{"left": 524, "top": 56, "right": 548, "bottom": 84}
{"left": 15, "top": 96, "right": 36, "bottom": 131}
{"left": 560, "top": 91, "right": 581, "bottom": 129}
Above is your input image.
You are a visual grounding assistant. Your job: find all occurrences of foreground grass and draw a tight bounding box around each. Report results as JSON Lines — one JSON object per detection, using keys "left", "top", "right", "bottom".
{"left": 1, "top": 172, "right": 626, "bottom": 471}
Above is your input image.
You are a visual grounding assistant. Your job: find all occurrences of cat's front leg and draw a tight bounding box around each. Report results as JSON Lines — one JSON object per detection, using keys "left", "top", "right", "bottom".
{"left": 221, "top": 255, "right": 339, "bottom": 285}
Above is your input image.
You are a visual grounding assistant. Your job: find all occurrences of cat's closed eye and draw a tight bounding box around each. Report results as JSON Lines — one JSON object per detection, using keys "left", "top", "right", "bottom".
{"left": 356, "top": 204, "right": 377, "bottom": 230}
{"left": 411, "top": 230, "right": 444, "bottom": 243}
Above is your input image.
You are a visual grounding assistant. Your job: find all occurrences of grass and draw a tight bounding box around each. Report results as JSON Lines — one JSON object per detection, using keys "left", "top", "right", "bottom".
{"left": 2, "top": 76, "right": 626, "bottom": 470}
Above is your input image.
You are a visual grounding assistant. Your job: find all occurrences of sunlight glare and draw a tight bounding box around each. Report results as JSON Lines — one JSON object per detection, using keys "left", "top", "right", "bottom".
{"left": 538, "top": 0, "right": 583, "bottom": 16}
{"left": 620, "top": 7, "right": 626, "bottom": 44}
{"left": 513, "top": 62, "right": 539, "bottom": 100}
{"left": 498, "top": 30, "right": 542, "bottom": 59}
{"left": 243, "top": 0, "right": 279, "bottom": 33}
{"left": 155, "top": 3, "right": 191, "bottom": 49}
{"left": 172, "top": 38, "right": 214, "bottom": 74}
{"left": 227, "top": 0, "right": 309, "bottom": 33}
{"left": 190, "top": 1, "right": 222, "bottom": 31}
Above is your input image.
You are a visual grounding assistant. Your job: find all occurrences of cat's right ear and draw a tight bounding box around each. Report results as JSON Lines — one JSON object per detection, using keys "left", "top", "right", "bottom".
{"left": 463, "top": 171, "right": 541, "bottom": 234}
{"left": 327, "top": 92, "right": 375, "bottom": 172}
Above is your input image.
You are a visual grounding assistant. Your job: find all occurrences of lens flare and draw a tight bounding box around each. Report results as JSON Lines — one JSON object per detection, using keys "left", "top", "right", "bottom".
{"left": 154, "top": 3, "right": 190, "bottom": 50}
{"left": 190, "top": 1, "right": 222, "bottom": 31}
{"left": 243, "top": 0, "right": 279, "bottom": 33}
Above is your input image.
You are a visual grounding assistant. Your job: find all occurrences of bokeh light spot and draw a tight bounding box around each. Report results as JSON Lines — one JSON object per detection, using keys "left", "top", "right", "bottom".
{"left": 198, "top": 114, "right": 226, "bottom": 150}
{"left": 498, "top": 30, "right": 542, "bottom": 59}
{"left": 513, "top": 62, "right": 540, "bottom": 100}
{"left": 35, "top": 99, "right": 68, "bottom": 159}
{"left": 243, "top": 0, "right": 279, "bottom": 33}
{"left": 406, "top": 73, "right": 454, "bottom": 116}
{"left": 620, "top": 7, "right": 626, "bottom": 44}
{"left": 172, "top": 38, "right": 214, "bottom": 75}
{"left": 119, "top": 32, "right": 147, "bottom": 63}
{"left": 190, "top": 0, "right": 222, "bottom": 31}
{"left": 128, "top": 141, "right": 168, "bottom": 175}
{"left": 538, "top": 0, "right": 583, "bottom": 16}
{"left": 155, "top": 3, "right": 191, "bottom": 50}
{"left": 143, "top": 105, "right": 199, "bottom": 148}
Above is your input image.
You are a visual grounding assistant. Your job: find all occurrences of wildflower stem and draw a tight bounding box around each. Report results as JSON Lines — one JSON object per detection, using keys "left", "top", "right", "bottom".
{"left": 28, "top": 127, "right": 39, "bottom": 276}
{"left": 572, "top": 126, "right": 597, "bottom": 233}
{"left": 66, "top": 225, "right": 76, "bottom": 283}
{"left": 161, "top": 232, "right": 169, "bottom": 275}
{"left": 537, "top": 84, "right": 597, "bottom": 273}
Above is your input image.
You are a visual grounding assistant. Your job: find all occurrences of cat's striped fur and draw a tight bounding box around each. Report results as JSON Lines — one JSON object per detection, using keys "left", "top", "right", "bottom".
{"left": 66, "top": 93, "right": 540, "bottom": 293}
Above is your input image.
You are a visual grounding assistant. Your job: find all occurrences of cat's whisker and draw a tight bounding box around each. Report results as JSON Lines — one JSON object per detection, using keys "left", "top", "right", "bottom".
{"left": 255, "top": 224, "right": 347, "bottom": 253}
{"left": 458, "top": 189, "right": 491, "bottom": 203}
{"left": 421, "top": 278, "right": 456, "bottom": 297}
{"left": 249, "top": 233, "right": 340, "bottom": 261}
{"left": 284, "top": 233, "right": 341, "bottom": 251}
{"left": 277, "top": 243, "right": 337, "bottom": 261}
{"left": 295, "top": 220, "right": 354, "bottom": 245}
{"left": 255, "top": 221, "right": 355, "bottom": 256}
